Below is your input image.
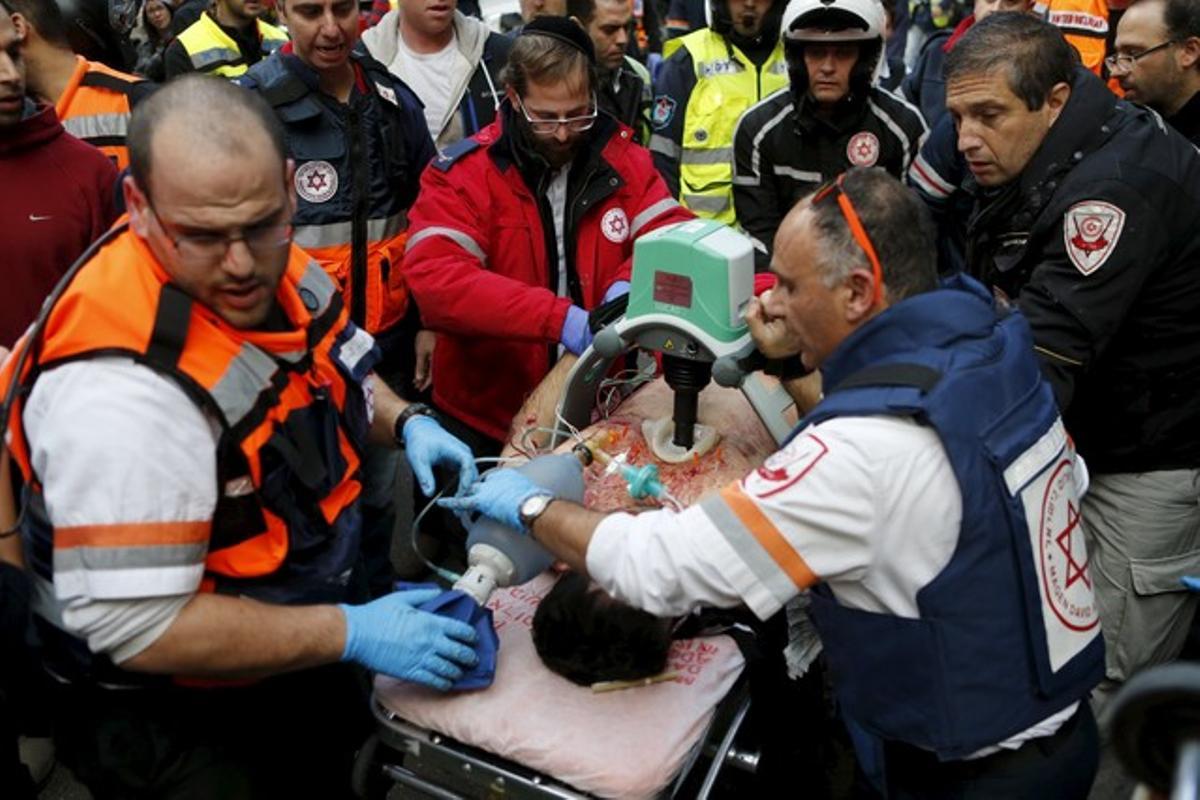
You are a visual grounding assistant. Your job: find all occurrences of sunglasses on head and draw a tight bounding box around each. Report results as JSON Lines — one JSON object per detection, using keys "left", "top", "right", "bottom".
{"left": 812, "top": 172, "right": 883, "bottom": 307}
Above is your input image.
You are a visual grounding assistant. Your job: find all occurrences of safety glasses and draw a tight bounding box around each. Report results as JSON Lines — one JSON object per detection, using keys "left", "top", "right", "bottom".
{"left": 514, "top": 93, "right": 599, "bottom": 136}
{"left": 811, "top": 172, "right": 883, "bottom": 306}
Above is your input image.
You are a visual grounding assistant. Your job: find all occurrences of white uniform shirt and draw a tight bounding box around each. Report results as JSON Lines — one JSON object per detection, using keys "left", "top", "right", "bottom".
{"left": 24, "top": 357, "right": 220, "bottom": 663}
{"left": 587, "top": 413, "right": 1084, "bottom": 754}
{"left": 589, "top": 415, "right": 962, "bottom": 620}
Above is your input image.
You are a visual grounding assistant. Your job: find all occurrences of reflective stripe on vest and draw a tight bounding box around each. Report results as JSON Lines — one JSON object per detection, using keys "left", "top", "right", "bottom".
{"left": 178, "top": 13, "right": 289, "bottom": 78}
{"left": 62, "top": 112, "right": 129, "bottom": 144}
{"left": 55, "top": 58, "right": 139, "bottom": 168}
{"left": 293, "top": 212, "right": 406, "bottom": 251}
{"left": 677, "top": 29, "right": 788, "bottom": 224}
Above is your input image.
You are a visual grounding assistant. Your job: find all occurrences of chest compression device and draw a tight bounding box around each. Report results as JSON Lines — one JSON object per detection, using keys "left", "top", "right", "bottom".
{"left": 556, "top": 219, "right": 795, "bottom": 447}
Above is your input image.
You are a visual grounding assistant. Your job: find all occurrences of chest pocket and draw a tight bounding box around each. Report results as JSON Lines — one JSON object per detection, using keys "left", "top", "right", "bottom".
{"left": 374, "top": 99, "right": 412, "bottom": 202}
{"left": 257, "top": 392, "right": 352, "bottom": 555}
{"left": 492, "top": 214, "right": 541, "bottom": 281}
{"left": 284, "top": 109, "right": 347, "bottom": 220}
{"left": 686, "top": 76, "right": 748, "bottom": 139}
{"left": 683, "top": 75, "right": 750, "bottom": 192}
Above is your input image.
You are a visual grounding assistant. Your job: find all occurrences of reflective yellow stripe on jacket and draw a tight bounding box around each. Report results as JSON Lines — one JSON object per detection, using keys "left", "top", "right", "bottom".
{"left": 177, "top": 12, "right": 289, "bottom": 79}
{"left": 677, "top": 29, "right": 788, "bottom": 224}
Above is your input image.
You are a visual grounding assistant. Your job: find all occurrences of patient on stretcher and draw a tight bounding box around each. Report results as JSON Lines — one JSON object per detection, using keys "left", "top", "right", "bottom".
{"left": 533, "top": 572, "right": 674, "bottom": 685}
{"left": 506, "top": 360, "right": 781, "bottom": 685}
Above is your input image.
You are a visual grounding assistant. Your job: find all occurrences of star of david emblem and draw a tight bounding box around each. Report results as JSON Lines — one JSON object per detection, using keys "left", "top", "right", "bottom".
{"left": 606, "top": 215, "right": 627, "bottom": 237}
{"left": 306, "top": 171, "right": 328, "bottom": 192}
{"left": 1056, "top": 501, "right": 1091, "bottom": 590}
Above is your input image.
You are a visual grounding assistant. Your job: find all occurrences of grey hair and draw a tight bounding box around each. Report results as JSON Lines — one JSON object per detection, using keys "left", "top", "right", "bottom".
{"left": 805, "top": 167, "right": 938, "bottom": 302}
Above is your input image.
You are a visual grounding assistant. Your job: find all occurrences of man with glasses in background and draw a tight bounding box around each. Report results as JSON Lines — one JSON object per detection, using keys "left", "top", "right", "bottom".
{"left": 1111, "top": 0, "right": 1200, "bottom": 144}
{"left": 402, "top": 17, "right": 691, "bottom": 459}
{"left": 444, "top": 167, "right": 1105, "bottom": 799}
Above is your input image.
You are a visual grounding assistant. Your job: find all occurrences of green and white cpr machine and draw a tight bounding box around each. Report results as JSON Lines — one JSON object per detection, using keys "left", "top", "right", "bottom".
{"left": 553, "top": 220, "right": 796, "bottom": 448}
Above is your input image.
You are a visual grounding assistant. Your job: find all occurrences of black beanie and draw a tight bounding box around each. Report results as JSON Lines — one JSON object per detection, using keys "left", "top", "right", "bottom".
{"left": 519, "top": 15, "right": 597, "bottom": 65}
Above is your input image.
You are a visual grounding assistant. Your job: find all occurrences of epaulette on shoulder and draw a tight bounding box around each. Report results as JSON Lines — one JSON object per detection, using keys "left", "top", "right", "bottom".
{"left": 431, "top": 137, "right": 482, "bottom": 172}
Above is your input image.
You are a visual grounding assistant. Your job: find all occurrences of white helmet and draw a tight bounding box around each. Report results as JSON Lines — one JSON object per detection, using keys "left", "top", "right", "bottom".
{"left": 781, "top": 0, "right": 885, "bottom": 42}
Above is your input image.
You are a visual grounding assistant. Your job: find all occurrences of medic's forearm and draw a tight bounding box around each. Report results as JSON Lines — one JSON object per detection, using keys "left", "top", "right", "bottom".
{"left": 367, "top": 372, "right": 409, "bottom": 447}
{"left": 784, "top": 371, "right": 823, "bottom": 417}
{"left": 121, "top": 593, "right": 346, "bottom": 679}
{"left": 528, "top": 500, "right": 609, "bottom": 575}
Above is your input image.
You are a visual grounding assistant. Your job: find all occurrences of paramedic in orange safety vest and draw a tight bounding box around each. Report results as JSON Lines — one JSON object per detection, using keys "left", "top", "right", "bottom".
{"left": 0, "top": 76, "right": 481, "bottom": 799}
{"left": 9, "top": 0, "right": 153, "bottom": 168}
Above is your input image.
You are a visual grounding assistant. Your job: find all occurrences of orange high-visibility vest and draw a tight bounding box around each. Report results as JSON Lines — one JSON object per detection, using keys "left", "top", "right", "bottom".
{"left": 1, "top": 226, "right": 374, "bottom": 603}
{"left": 54, "top": 56, "right": 147, "bottom": 169}
{"left": 1035, "top": 0, "right": 1110, "bottom": 75}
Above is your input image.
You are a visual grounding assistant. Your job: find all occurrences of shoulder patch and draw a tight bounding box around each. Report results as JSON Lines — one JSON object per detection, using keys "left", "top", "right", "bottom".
{"left": 374, "top": 81, "right": 398, "bottom": 107}
{"left": 651, "top": 95, "right": 677, "bottom": 130}
{"left": 1063, "top": 201, "right": 1126, "bottom": 275}
{"left": 432, "top": 137, "right": 482, "bottom": 172}
{"left": 741, "top": 433, "right": 830, "bottom": 500}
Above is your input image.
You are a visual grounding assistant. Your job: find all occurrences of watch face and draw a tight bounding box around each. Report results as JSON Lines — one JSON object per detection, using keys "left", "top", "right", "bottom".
{"left": 520, "top": 494, "right": 550, "bottom": 524}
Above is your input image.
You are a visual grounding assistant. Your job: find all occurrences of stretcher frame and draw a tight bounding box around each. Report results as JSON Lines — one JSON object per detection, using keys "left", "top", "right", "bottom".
{"left": 354, "top": 674, "right": 756, "bottom": 799}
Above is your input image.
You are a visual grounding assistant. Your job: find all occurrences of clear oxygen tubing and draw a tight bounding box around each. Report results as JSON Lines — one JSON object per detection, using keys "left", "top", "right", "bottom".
{"left": 408, "top": 455, "right": 526, "bottom": 584}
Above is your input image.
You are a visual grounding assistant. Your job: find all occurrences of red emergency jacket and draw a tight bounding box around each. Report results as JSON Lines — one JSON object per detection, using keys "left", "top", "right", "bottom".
{"left": 404, "top": 109, "right": 693, "bottom": 440}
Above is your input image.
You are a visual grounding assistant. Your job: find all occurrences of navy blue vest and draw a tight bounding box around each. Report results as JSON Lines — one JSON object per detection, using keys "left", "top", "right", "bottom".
{"left": 796, "top": 274, "right": 1104, "bottom": 759}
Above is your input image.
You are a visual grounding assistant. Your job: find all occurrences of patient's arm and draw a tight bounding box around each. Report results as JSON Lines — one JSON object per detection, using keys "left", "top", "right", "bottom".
{"left": 502, "top": 355, "right": 578, "bottom": 459}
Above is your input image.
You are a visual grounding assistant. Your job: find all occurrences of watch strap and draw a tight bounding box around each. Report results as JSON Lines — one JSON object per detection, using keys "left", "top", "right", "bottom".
{"left": 393, "top": 402, "right": 435, "bottom": 447}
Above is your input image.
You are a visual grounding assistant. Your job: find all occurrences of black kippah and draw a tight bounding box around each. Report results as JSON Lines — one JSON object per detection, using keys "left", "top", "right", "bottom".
{"left": 519, "top": 16, "right": 597, "bottom": 65}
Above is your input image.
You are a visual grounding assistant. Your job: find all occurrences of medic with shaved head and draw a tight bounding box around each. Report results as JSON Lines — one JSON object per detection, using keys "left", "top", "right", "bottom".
{"left": 0, "top": 74, "right": 480, "bottom": 797}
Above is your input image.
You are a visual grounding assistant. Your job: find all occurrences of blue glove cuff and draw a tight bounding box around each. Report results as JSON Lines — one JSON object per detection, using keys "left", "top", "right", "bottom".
{"left": 402, "top": 412, "right": 442, "bottom": 444}
{"left": 560, "top": 305, "right": 593, "bottom": 355}
{"left": 338, "top": 603, "right": 360, "bottom": 662}
{"left": 603, "top": 280, "right": 631, "bottom": 303}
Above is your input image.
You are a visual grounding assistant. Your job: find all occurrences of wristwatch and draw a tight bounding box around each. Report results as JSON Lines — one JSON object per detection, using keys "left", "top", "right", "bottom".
{"left": 393, "top": 402, "right": 435, "bottom": 447}
{"left": 518, "top": 493, "right": 555, "bottom": 531}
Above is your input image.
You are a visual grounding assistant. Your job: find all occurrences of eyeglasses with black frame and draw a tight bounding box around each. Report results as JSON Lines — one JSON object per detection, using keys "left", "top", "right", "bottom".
{"left": 514, "top": 92, "right": 599, "bottom": 136}
{"left": 811, "top": 172, "right": 884, "bottom": 307}
{"left": 1104, "top": 39, "right": 1178, "bottom": 73}
{"left": 146, "top": 202, "right": 293, "bottom": 268}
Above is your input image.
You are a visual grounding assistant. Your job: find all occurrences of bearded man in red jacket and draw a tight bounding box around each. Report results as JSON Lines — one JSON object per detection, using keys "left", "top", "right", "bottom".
{"left": 403, "top": 16, "right": 693, "bottom": 454}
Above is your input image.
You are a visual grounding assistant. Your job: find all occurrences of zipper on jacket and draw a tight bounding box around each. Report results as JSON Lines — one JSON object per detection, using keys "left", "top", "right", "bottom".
{"left": 348, "top": 102, "right": 368, "bottom": 328}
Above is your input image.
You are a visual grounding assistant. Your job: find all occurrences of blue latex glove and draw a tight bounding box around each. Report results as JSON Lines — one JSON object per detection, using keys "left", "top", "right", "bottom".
{"left": 1182, "top": 576, "right": 1200, "bottom": 593}
{"left": 403, "top": 414, "right": 478, "bottom": 497}
{"left": 340, "top": 588, "right": 479, "bottom": 690}
{"left": 436, "top": 468, "right": 547, "bottom": 532}
{"left": 560, "top": 305, "right": 594, "bottom": 356}
{"left": 603, "top": 280, "right": 630, "bottom": 303}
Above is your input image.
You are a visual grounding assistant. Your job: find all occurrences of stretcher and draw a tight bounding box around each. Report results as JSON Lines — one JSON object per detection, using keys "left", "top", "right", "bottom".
{"left": 355, "top": 573, "right": 758, "bottom": 799}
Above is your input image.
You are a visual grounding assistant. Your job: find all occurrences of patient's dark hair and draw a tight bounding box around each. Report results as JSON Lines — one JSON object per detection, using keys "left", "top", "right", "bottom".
{"left": 532, "top": 573, "right": 673, "bottom": 686}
